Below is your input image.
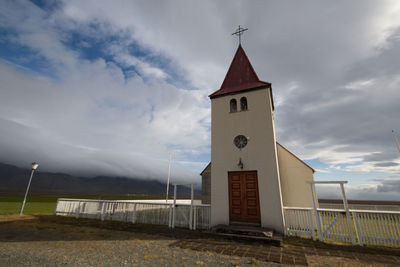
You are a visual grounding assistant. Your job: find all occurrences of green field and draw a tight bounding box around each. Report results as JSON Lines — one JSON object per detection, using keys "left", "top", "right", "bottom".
{"left": 0, "top": 195, "right": 168, "bottom": 214}
{"left": 0, "top": 196, "right": 58, "bottom": 214}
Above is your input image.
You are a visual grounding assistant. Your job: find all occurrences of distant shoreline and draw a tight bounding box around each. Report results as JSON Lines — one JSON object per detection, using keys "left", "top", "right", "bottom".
{"left": 319, "top": 199, "right": 400, "bottom": 205}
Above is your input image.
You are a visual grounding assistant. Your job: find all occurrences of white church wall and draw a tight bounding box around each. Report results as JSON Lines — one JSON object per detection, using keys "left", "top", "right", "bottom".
{"left": 211, "top": 88, "right": 285, "bottom": 233}
{"left": 277, "top": 143, "right": 316, "bottom": 208}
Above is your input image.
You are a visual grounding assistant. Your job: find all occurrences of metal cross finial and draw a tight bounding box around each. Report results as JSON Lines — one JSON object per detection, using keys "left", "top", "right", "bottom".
{"left": 232, "top": 25, "right": 248, "bottom": 45}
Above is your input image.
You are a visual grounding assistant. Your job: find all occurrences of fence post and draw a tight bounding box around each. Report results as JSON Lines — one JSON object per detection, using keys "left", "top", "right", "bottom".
{"left": 168, "top": 204, "right": 173, "bottom": 227}
{"left": 132, "top": 203, "right": 137, "bottom": 224}
{"left": 55, "top": 199, "right": 60, "bottom": 215}
{"left": 340, "top": 183, "right": 356, "bottom": 245}
{"left": 101, "top": 201, "right": 106, "bottom": 221}
{"left": 189, "top": 184, "right": 194, "bottom": 230}
{"left": 172, "top": 184, "right": 177, "bottom": 228}
{"left": 282, "top": 209, "right": 289, "bottom": 236}
{"left": 308, "top": 209, "right": 316, "bottom": 241}
{"left": 309, "top": 183, "right": 323, "bottom": 241}
{"left": 352, "top": 211, "right": 363, "bottom": 246}
{"left": 194, "top": 206, "right": 197, "bottom": 230}
{"left": 123, "top": 202, "right": 128, "bottom": 222}
{"left": 75, "top": 201, "right": 81, "bottom": 219}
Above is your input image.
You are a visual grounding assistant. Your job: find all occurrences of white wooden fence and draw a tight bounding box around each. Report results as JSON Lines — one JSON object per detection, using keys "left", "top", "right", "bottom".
{"left": 284, "top": 207, "right": 400, "bottom": 247}
{"left": 55, "top": 199, "right": 400, "bottom": 247}
{"left": 55, "top": 198, "right": 211, "bottom": 230}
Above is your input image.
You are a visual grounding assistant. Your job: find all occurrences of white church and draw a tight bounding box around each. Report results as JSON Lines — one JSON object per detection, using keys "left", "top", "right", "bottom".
{"left": 201, "top": 43, "right": 316, "bottom": 234}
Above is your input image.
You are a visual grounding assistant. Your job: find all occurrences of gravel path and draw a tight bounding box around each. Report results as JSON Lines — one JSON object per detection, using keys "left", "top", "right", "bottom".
{"left": 0, "top": 215, "right": 283, "bottom": 267}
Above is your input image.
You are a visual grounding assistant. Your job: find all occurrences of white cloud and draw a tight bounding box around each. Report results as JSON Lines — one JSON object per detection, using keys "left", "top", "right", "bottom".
{"left": 346, "top": 160, "right": 400, "bottom": 174}
{"left": 106, "top": 44, "right": 168, "bottom": 79}
{"left": 344, "top": 79, "right": 375, "bottom": 90}
{"left": 1, "top": 0, "right": 400, "bottom": 196}
{"left": 316, "top": 179, "right": 400, "bottom": 201}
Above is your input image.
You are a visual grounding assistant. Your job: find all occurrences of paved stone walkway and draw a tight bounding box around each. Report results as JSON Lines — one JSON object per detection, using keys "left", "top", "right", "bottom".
{"left": 171, "top": 237, "right": 400, "bottom": 266}
{"left": 171, "top": 239, "right": 307, "bottom": 265}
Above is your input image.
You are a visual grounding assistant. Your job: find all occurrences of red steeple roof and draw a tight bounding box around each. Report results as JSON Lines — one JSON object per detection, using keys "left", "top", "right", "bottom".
{"left": 209, "top": 44, "right": 271, "bottom": 99}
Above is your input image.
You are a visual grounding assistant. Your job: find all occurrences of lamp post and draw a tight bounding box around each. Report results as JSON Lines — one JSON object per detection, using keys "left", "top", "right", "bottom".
{"left": 20, "top": 162, "right": 39, "bottom": 215}
{"left": 166, "top": 153, "right": 173, "bottom": 202}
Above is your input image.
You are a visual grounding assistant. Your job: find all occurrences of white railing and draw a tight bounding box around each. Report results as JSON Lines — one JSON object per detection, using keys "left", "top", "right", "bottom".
{"left": 353, "top": 210, "right": 400, "bottom": 247}
{"left": 284, "top": 207, "right": 400, "bottom": 247}
{"left": 283, "top": 207, "right": 315, "bottom": 240}
{"left": 318, "top": 208, "right": 354, "bottom": 244}
{"left": 55, "top": 198, "right": 211, "bottom": 230}
{"left": 319, "top": 203, "right": 400, "bottom": 211}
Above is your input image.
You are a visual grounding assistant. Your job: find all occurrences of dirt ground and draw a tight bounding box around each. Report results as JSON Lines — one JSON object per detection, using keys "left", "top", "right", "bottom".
{"left": 0, "top": 214, "right": 399, "bottom": 266}
{"left": 0, "top": 214, "right": 282, "bottom": 267}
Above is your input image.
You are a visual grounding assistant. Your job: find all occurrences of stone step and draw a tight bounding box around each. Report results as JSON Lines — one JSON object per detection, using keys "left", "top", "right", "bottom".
{"left": 207, "top": 224, "right": 282, "bottom": 246}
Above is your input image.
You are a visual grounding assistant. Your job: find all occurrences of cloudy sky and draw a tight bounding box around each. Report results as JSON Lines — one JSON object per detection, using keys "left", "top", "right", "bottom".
{"left": 1, "top": 0, "right": 400, "bottom": 200}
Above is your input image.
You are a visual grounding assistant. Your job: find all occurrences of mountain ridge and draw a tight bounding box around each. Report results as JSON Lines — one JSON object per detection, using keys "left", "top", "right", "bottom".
{"left": 0, "top": 162, "right": 197, "bottom": 197}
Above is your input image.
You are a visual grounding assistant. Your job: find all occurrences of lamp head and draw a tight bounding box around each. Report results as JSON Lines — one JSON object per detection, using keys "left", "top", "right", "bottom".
{"left": 237, "top": 158, "right": 244, "bottom": 169}
{"left": 31, "top": 162, "right": 39, "bottom": 170}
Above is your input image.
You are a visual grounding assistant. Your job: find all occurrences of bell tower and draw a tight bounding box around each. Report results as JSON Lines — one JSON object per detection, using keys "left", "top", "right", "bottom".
{"left": 209, "top": 43, "right": 284, "bottom": 232}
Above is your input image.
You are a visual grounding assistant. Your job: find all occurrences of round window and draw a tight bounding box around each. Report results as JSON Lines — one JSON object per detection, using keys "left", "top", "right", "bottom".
{"left": 233, "top": 135, "right": 248, "bottom": 149}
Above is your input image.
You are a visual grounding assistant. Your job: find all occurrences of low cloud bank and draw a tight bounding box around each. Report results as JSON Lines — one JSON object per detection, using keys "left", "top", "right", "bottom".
{"left": 0, "top": 118, "right": 199, "bottom": 184}
{"left": 316, "top": 179, "right": 400, "bottom": 201}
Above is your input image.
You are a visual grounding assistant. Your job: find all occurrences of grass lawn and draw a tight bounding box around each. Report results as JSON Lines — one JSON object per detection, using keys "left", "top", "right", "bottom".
{"left": 0, "top": 196, "right": 58, "bottom": 214}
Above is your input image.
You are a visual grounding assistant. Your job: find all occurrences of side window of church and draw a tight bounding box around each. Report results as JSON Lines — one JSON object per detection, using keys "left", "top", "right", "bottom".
{"left": 240, "top": 97, "right": 248, "bottom": 111}
{"left": 230, "top": 99, "right": 237, "bottom": 112}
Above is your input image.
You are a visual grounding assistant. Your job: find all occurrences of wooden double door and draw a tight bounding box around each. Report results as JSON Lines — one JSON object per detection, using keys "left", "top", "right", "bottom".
{"left": 228, "top": 171, "right": 261, "bottom": 223}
